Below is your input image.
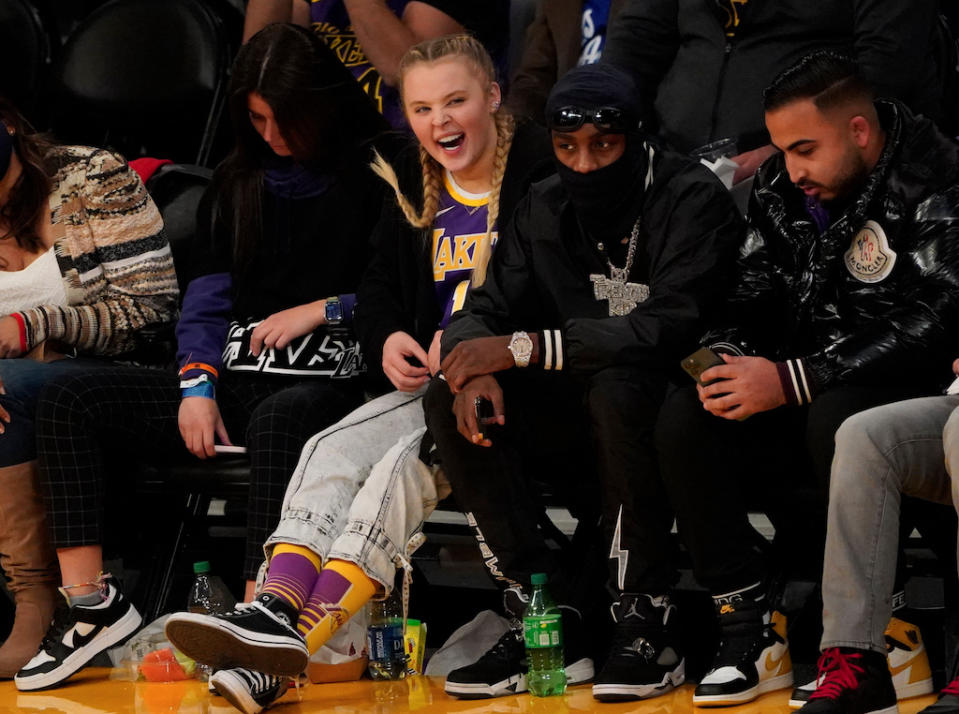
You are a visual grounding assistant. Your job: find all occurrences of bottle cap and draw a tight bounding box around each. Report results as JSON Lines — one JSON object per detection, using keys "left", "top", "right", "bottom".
{"left": 531, "top": 573, "right": 547, "bottom": 585}
{"left": 193, "top": 561, "right": 211, "bottom": 574}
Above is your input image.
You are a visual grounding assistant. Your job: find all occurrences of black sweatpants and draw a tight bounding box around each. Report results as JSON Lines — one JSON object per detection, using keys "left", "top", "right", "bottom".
{"left": 424, "top": 365, "right": 676, "bottom": 606}
{"left": 36, "top": 366, "right": 362, "bottom": 578}
{"left": 654, "top": 383, "right": 924, "bottom": 596}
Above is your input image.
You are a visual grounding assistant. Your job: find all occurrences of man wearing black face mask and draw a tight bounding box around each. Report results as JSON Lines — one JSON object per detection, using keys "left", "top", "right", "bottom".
{"left": 424, "top": 63, "right": 743, "bottom": 702}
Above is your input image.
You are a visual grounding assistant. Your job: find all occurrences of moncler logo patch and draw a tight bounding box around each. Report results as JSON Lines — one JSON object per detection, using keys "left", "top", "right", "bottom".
{"left": 844, "top": 220, "right": 897, "bottom": 283}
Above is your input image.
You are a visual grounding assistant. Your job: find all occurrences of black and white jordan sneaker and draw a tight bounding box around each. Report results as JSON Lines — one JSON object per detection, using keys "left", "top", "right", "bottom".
{"left": 165, "top": 593, "right": 308, "bottom": 678}
{"left": 15, "top": 576, "right": 142, "bottom": 691}
{"left": 210, "top": 667, "right": 291, "bottom": 714}
{"left": 445, "top": 607, "right": 594, "bottom": 699}
{"left": 693, "top": 601, "right": 793, "bottom": 707}
{"left": 593, "top": 593, "right": 685, "bottom": 702}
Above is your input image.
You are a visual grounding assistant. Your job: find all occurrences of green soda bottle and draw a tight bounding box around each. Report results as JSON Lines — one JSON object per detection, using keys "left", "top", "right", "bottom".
{"left": 523, "top": 573, "right": 567, "bottom": 696}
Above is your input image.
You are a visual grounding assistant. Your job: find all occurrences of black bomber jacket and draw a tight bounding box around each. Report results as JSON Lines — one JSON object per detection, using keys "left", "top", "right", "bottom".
{"left": 441, "top": 141, "right": 744, "bottom": 376}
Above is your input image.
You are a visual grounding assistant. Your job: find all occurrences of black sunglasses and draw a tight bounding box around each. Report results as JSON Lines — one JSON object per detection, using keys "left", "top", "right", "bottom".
{"left": 549, "top": 106, "right": 636, "bottom": 134}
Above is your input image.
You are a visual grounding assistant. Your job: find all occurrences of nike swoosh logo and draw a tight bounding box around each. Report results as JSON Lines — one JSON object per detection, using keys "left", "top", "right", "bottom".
{"left": 435, "top": 206, "right": 455, "bottom": 217}
{"left": 764, "top": 650, "right": 786, "bottom": 674}
{"left": 66, "top": 622, "right": 104, "bottom": 651}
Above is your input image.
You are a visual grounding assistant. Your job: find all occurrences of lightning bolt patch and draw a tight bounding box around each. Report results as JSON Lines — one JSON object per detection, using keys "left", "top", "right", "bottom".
{"left": 610, "top": 504, "right": 629, "bottom": 591}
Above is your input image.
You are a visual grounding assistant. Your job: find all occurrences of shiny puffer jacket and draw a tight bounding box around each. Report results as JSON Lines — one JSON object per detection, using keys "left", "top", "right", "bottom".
{"left": 704, "top": 100, "right": 959, "bottom": 401}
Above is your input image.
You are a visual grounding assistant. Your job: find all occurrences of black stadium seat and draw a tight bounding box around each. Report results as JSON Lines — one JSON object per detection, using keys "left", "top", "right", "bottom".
{"left": 47, "top": 0, "right": 233, "bottom": 166}
{"left": 0, "top": 0, "right": 55, "bottom": 123}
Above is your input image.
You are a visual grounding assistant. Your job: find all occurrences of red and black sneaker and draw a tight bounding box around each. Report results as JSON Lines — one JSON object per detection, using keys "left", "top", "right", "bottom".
{"left": 919, "top": 674, "right": 959, "bottom": 713}
{"left": 798, "top": 647, "right": 897, "bottom": 714}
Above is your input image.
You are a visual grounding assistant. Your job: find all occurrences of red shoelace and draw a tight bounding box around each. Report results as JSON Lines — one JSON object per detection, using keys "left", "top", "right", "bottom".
{"left": 941, "top": 675, "right": 959, "bottom": 697}
{"left": 809, "top": 648, "right": 865, "bottom": 700}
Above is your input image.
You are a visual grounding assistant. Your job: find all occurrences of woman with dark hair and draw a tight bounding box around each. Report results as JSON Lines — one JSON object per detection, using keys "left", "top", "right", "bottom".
{"left": 0, "top": 98, "right": 178, "bottom": 679}
{"left": 14, "top": 23, "right": 391, "bottom": 692}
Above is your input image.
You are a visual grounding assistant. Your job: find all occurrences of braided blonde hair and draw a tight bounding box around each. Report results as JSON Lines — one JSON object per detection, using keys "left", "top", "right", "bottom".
{"left": 370, "top": 34, "right": 515, "bottom": 286}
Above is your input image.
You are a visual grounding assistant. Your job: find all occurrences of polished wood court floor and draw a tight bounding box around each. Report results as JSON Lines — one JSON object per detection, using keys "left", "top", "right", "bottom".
{"left": 0, "top": 669, "right": 939, "bottom": 714}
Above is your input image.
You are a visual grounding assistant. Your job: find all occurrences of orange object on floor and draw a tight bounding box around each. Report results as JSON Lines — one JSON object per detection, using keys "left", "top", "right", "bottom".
{"left": 1, "top": 667, "right": 939, "bottom": 713}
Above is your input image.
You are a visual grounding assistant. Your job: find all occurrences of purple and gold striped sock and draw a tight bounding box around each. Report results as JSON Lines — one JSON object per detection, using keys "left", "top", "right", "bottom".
{"left": 260, "top": 544, "right": 322, "bottom": 612}
{"left": 297, "top": 560, "right": 376, "bottom": 654}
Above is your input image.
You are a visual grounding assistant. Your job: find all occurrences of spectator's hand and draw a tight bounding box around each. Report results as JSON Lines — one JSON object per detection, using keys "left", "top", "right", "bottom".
{"left": 178, "top": 397, "right": 232, "bottom": 459}
{"left": 730, "top": 144, "right": 779, "bottom": 185}
{"left": 452, "top": 375, "right": 505, "bottom": 447}
{"left": 441, "top": 336, "right": 514, "bottom": 392}
{"left": 427, "top": 329, "right": 444, "bottom": 377}
{"left": 952, "top": 357, "right": 959, "bottom": 376}
{"left": 382, "top": 331, "right": 430, "bottom": 392}
{"left": 0, "top": 316, "right": 24, "bottom": 359}
{"left": 697, "top": 354, "right": 786, "bottom": 419}
{"left": 250, "top": 301, "right": 327, "bottom": 357}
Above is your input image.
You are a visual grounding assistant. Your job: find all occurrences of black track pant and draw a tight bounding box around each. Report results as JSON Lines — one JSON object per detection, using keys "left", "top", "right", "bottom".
{"left": 424, "top": 366, "right": 677, "bottom": 605}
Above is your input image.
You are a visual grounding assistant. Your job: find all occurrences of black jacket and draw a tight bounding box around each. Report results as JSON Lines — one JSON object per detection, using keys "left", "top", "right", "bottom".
{"left": 604, "top": 0, "right": 940, "bottom": 154}
{"left": 704, "top": 100, "right": 959, "bottom": 399}
{"left": 441, "top": 143, "right": 743, "bottom": 375}
{"left": 354, "top": 121, "right": 554, "bottom": 380}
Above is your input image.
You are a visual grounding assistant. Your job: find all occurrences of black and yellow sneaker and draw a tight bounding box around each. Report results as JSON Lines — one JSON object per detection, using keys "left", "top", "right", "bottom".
{"left": 797, "top": 648, "right": 897, "bottom": 714}
{"left": 592, "top": 593, "right": 685, "bottom": 702}
{"left": 885, "top": 616, "right": 933, "bottom": 699}
{"left": 693, "top": 597, "right": 793, "bottom": 707}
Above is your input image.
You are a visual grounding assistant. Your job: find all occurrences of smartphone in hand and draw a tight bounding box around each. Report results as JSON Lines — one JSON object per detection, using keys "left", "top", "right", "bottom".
{"left": 474, "top": 397, "right": 497, "bottom": 441}
{"left": 681, "top": 347, "right": 726, "bottom": 386}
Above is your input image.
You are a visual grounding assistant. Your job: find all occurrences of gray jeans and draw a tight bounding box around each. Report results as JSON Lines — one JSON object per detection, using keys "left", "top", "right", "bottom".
{"left": 265, "top": 385, "right": 448, "bottom": 591}
{"left": 823, "top": 395, "right": 959, "bottom": 653}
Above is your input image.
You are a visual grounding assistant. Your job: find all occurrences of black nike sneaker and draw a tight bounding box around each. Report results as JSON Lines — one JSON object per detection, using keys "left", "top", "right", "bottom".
{"left": 15, "top": 576, "right": 142, "bottom": 691}
{"left": 798, "top": 648, "right": 897, "bottom": 714}
{"left": 593, "top": 593, "right": 685, "bottom": 702}
{"left": 165, "top": 593, "right": 308, "bottom": 678}
{"left": 210, "top": 667, "right": 291, "bottom": 714}
{"left": 445, "top": 605, "right": 594, "bottom": 699}
{"left": 444, "top": 627, "right": 529, "bottom": 699}
{"left": 693, "top": 601, "right": 793, "bottom": 707}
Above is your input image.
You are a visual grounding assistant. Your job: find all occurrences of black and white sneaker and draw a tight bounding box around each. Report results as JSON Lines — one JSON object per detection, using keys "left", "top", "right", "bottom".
{"left": 593, "top": 593, "right": 685, "bottom": 702}
{"left": 790, "top": 676, "right": 821, "bottom": 708}
{"left": 210, "top": 667, "right": 290, "bottom": 714}
{"left": 445, "top": 627, "right": 528, "bottom": 699}
{"left": 444, "top": 614, "right": 594, "bottom": 700}
{"left": 798, "top": 648, "right": 897, "bottom": 714}
{"left": 15, "top": 576, "right": 142, "bottom": 691}
{"left": 165, "top": 593, "right": 308, "bottom": 678}
{"left": 693, "top": 602, "right": 793, "bottom": 707}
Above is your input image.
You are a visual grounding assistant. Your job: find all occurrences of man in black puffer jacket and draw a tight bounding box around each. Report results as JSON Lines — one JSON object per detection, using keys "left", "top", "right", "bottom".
{"left": 656, "top": 51, "right": 959, "bottom": 709}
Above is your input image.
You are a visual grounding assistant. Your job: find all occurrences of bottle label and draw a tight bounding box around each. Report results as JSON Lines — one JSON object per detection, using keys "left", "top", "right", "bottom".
{"left": 523, "top": 615, "right": 563, "bottom": 649}
{"left": 367, "top": 623, "right": 406, "bottom": 662}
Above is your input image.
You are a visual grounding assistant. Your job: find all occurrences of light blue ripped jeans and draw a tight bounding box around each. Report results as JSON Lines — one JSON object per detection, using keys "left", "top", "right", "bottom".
{"left": 823, "top": 395, "right": 959, "bottom": 654}
{"left": 264, "top": 384, "right": 450, "bottom": 593}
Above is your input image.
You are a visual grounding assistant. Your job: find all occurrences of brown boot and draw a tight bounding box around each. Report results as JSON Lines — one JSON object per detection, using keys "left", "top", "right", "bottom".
{"left": 0, "top": 461, "right": 60, "bottom": 678}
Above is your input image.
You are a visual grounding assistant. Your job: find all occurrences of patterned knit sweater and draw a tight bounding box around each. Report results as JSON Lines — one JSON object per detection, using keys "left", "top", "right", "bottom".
{"left": 12, "top": 146, "right": 179, "bottom": 356}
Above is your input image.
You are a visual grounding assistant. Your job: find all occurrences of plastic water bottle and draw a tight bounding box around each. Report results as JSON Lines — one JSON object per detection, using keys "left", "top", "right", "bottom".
{"left": 367, "top": 589, "right": 407, "bottom": 680}
{"left": 186, "top": 561, "right": 237, "bottom": 679}
{"left": 524, "top": 573, "right": 566, "bottom": 696}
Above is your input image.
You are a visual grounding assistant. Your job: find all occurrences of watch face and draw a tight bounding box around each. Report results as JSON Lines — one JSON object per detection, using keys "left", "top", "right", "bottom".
{"left": 325, "top": 300, "right": 343, "bottom": 323}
